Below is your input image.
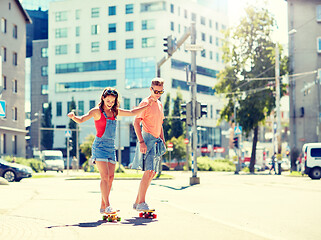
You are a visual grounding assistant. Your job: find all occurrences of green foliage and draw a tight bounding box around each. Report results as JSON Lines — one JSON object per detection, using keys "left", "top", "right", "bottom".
{"left": 171, "top": 92, "right": 184, "bottom": 138}
{"left": 68, "top": 97, "right": 78, "bottom": 156}
{"left": 163, "top": 93, "right": 171, "bottom": 141}
{"left": 41, "top": 102, "right": 53, "bottom": 150}
{"left": 164, "top": 136, "right": 186, "bottom": 162}
{"left": 80, "top": 134, "right": 95, "bottom": 160}
{"left": 189, "top": 157, "right": 235, "bottom": 172}
{"left": 4, "top": 156, "right": 44, "bottom": 172}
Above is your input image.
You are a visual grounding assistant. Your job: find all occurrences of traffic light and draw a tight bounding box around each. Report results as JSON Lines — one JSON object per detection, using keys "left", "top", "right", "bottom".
{"left": 233, "top": 137, "right": 239, "bottom": 148}
{"left": 163, "top": 35, "right": 173, "bottom": 56}
{"left": 181, "top": 101, "right": 192, "bottom": 126}
{"left": 68, "top": 138, "right": 73, "bottom": 151}
{"left": 196, "top": 102, "right": 207, "bottom": 119}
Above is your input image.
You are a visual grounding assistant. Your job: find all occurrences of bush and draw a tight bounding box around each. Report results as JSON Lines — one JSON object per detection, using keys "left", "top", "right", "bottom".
{"left": 189, "top": 156, "right": 235, "bottom": 172}
{"left": 82, "top": 160, "right": 125, "bottom": 173}
{"left": 4, "top": 156, "right": 44, "bottom": 172}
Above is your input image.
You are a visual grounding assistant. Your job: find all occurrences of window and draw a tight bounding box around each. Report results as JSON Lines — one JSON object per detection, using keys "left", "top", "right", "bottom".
{"left": 55, "top": 45, "right": 68, "bottom": 55}
{"left": 12, "top": 79, "right": 17, "bottom": 93}
{"left": 1, "top": 18, "right": 7, "bottom": 33}
{"left": 216, "top": 37, "right": 219, "bottom": 46}
{"left": 13, "top": 25, "right": 17, "bottom": 38}
{"left": 126, "top": 39, "right": 134, "bottom": 49}
{"left": 215, "top": 22, "right": 219, "bottom": 30}
{"left": 91, "top": 25, "right": 99, "bottom": 35}
{"left": 109, "top": 6, "right": 116, "bottom": 16}
{"left": 170, "top": 22, "right": 174, "bottom": 31}
{"left": 12, "top": 107, "right": 17, "bottom": 121}
{"left": 142, "top": 19, "right": 155, "bottom": 30}
{"left": 75, "top": 26, "right": 80, "bottom": 37}
{"left": 56, "top": 80, "right": 116, "bottom": 92}
{"left": 200, "top": 16, "right": 206, "bottom": 25}
{"left": 12, "top": 52, "right": 17, "bottom": 66}
{"left": 108, "top": 23, "right": 116, "bottom": 33}
{"left": 41, "top": 66, "right": 48, "bottom": 76}
{"left": 1, "top": 47, "right": 6, "bottom": 62}
{"left": 135, "top": 98, "right": 142, "bottom": 106}
{"left": 141, "top": 2, "right": 166, "bottom": 12}
{"left": 41, "top": 85, "right": 48, "bottom": 95}
{"left": 126, "top": 21, "right": 134, "bottom": 31}
{"left": 170, "top": 4, "right": 174, "bottom": 13}
{"left": 41, "top": 48, "right": 48, "bottom": 57}
{"left": 123, "top": 98, "right": 130, "bottom": 110}
{"left": 209, "top": 35, "right": 212, "bottom": 44}
{"left": 125, "top": 57, "right": 155, "bottom": 88}
{"left": 75, "top": 9, "right": 80, "bottom": 20}
{"left": 75, "top": 43, "right": 80, "bottom": 54}
{"left": 201, "top": 32, "right": 205, "bottom": 41}
{"left": 2, "top": 75, "right": 6, "bottom": 90}
{"left": 126, "top": 4, "right": 134, "bottom": 14}
{"left": 0, "top": 134, "right": 5, "bottom": 154}
{"left": 89, "top": 100, "right": 95, "bottom": 109}
{"left": 142, "top": 37, "right": 155, "bottom": 48}
{"left": 56, "top": 102, "right": 62, "bottom": 116}
{"left": 91, "top": 8, "right": 99, "bottom": 18}
{"left": 311, "top": 148, "right": 321, "bottom": 157}
{"left": 55, "top": 60, "right": 116, "bottom": 74}
{"left": 78, "top": 101, "right": 84, "bottom": 115}
{"left": 318, "top": 37, "right": 321, "bottom": 53}
{"left": 317, "top": 5, "right": 321, "bottom": 22}
{"left": 91, "top": 42, "right": 100, "bottom": 52}
{"left": 216, "top": 53, "right": 219, "bottom": 62}
{"left": 209, "top": 51, "right": 213, "bottom": 60}
{"left": 12, "top": 135, "right": 17, "bottom": 155}
{"left": 55, "top": 11, "right": 67, "bottom": 22}
{"left": 184, "top": 9, "right": 187, "bottom": 18}
{"left": 201, "top": 49, "right": 206, "bottom": 58}
{"left": 209, "top": 20, "right": 212, "bottom": 28}
{"left": 55, "top": 28, "right": 68, "bottom": 38}
{"left": 191, "top": 13, "right": 196, "bottom": 22}
{"left": 108, "top": 41, "right": 116, "bottom": 50}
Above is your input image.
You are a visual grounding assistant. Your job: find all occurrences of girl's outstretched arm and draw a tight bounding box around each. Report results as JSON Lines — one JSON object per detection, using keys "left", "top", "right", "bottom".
{"left": 67, "top": 108, "right": 100, "bottom": 123}
{"left": 118, "top": 96, "right": 154, "bottom": 117}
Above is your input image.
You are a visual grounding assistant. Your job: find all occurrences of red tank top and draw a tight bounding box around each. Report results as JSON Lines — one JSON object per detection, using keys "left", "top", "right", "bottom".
{"left": 94, "top": 111, "right": 116, "bottom": 137}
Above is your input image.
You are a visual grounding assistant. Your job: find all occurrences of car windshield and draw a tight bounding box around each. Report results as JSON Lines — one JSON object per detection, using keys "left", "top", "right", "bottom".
{"left": 44, "top": 156, "right": 62, "bottom": 160}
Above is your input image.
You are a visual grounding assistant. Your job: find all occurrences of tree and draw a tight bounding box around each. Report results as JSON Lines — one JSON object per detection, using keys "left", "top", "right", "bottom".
{"left": 68, "top": 97, "right": 78, "bottom": 157}
{"left": 171, "top": 91, "right": 184, "bottom": 138}
{"left": 80, "top": 134, "right": 95, "bottom": 160}
{"left": 215, "top": 5, "right": 288, "bottom": 173}
{"left": 41, "top": 103, "right": 53, "bottom": 150}
{"left": 163, "top": 93, "right": 171, "bottom": 141}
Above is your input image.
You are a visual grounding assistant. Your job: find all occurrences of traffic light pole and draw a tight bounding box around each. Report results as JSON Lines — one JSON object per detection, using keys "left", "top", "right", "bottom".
{"left": 190, "top": 22, "right": 200, "bottom": 185}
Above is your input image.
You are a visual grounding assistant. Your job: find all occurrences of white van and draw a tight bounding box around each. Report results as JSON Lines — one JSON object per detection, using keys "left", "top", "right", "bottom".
{"left": 41, "top": 150, "right": 64, "bottom": 173}
{"left": 302, "top": 143, "right": 321, "bottom": 180}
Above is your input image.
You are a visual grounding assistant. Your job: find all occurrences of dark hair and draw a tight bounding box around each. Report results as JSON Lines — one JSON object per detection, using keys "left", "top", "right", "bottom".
{"left": 98, "top": 87, "right": 120, "bottom": 116}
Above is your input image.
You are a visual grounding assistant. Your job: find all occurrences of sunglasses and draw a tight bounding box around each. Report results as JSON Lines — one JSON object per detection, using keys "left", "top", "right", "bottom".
{"left": 151, "top": 87, "right": 164, "bottom": 95}
{"left": 103, "top": 89, "right": 118, "bottom": 97}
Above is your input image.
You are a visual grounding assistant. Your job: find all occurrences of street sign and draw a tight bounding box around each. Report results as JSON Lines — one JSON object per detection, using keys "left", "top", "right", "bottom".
{"left": 184, "top": 44, "right": 204, "bottom": 51}
{"left": 234, "top": 126, "right": 242, "bottom": 135}
{"left": 167, "top": 147, "right": 173, "bottom": 151}
{"left": 0, "top": 100, "right": 5, "bottom": 117}
{"left": 184, "top": 138, "right": 189, "bottom": 144}
{"left": 65, "top": 130, "right": 71, "bottom": 138}
{"left": 167, "top": 142, "right": 173, "bottom": 148}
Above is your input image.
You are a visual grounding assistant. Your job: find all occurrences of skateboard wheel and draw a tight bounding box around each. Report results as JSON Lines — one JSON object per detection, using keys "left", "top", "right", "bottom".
{"left": 153, "top": 214, "right": 157, "bottom": 219}
{"left": 139, "top": 212, "right": 144, "bottom": 218}
{"left": 107, "top": 217, "right": 112, "bottom": 222}
{"left": 117, "top": 217, "right": 121, "bottom": 221}
{"left": 103, "top": 216, "right": 107, "bottom": 220}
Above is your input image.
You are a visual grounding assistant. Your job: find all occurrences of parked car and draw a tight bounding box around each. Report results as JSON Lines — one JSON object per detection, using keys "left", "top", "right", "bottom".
{"left": 302, "top": 143, "right": 321, "bottom": 180}
{"left": 0, "top": 158, "right": 33, "bottom": 182}
{"left": 41, "top": 150, "right": 64, "bottom": 172}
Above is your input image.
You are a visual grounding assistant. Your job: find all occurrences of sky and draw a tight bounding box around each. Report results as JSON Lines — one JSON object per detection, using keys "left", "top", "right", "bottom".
{"left": 228, "top": 0, "right": 288, "bottom": 45}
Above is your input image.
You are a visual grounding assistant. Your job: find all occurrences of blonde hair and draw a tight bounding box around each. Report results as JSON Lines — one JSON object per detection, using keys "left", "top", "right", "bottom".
{"left": 151, "top": 77, "right": 164, "bottom": 87}
{"left": 98, "top": 87, "right": 120, "bottom": 116}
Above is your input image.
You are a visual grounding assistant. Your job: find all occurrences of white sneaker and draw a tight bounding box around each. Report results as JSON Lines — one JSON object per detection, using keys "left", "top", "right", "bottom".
{"left": 133, "top": 203, "right": 138, "bottom": 210}
{"left": 136, "top": 202, "right": 151, "bottom": 211}
{"left": 105, "top": 206, "right": 116, "bottom": 214}
{"left": 100, "top": 208, "right": 104, "bottom": 214}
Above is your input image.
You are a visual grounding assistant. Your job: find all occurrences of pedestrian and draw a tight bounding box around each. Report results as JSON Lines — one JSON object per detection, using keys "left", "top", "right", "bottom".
{"left": 72, "top": 156, "right": 77, "bottom": 170}
{"left": 67, "top": 87, "right": 153, "bottom": 215}
{"left": 131, "top": 78, "right": 166, "bottom": 212}
{"left": 269, "top": 153, "right": 276, "bottom": 175}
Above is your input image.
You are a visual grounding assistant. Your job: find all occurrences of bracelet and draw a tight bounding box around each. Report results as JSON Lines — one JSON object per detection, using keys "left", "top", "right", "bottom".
{"left": 139, "top": 140, "right": 144, "bottom": 143}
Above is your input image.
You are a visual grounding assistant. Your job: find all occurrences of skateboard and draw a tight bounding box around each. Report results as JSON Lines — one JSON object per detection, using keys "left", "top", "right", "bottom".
{"left": 138, "top": 209, "right": 157, "bottom": 219}
{"left": 102, "top": 210, "right": 121, "bottom": 222}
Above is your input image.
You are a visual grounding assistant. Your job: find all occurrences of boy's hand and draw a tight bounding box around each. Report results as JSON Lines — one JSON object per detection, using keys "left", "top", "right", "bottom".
{"left": 140, "top": 142, "right": 147, "bottom": 154}
{"left": 67, "top": 112, "right": 75, "bottom": 119}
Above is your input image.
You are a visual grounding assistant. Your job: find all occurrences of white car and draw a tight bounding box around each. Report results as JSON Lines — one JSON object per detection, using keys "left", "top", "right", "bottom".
{"left": 302, "top": 143, "right": 321, "bottom": 180}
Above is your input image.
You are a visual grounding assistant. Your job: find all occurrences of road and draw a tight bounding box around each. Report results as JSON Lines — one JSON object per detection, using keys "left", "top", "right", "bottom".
{"left": 0, "top": 171, "right": 320, "bottom": 240}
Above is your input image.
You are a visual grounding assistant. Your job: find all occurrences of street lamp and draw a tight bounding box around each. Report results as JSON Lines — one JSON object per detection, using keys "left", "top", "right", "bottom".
{"left": 34, "top": 110, "right": 44, "bottom": 152}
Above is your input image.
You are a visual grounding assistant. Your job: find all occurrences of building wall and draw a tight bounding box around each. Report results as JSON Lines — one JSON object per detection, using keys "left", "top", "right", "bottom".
{"left": 0, "top": 0, "right": 30, "bottom": 157}
{"left": 288, "top": 0, "right": 321, "bottom": 152}
{"left": 48, "top": 0, "right": 229, "bottom": 160}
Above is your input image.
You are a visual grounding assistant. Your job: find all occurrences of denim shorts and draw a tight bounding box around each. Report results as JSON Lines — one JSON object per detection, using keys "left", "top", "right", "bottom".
{"left": 92, "top": 138, "right": 116, "bottom": 164}
{"left": 141, "top": 131, "right": 162, "bottom": 171}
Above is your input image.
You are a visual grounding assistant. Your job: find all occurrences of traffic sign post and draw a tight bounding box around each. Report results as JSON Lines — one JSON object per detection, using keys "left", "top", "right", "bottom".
{"left": 167, "top": 142, "right": 173, "bottom": 166}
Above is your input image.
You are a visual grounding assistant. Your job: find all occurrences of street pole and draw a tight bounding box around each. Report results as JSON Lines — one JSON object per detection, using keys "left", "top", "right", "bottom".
{"left": 234, "top": 101, "right": 240, "bottom": 174}
{"left": 275, "top": 45, "right": 282, "bottom": 175}
{"left": 317, "top": 72, "right": 321, "bottom": 142}
{"left": 190, "top": 22, "right": 200, "bottom": 185}
{"left": 67, "top": 135, "right": 70, "bottom": 175}
{"left": 118, "top": 119, "right": 122, "bottom": 172}
{"left": 76, "top": 126, "right": 79, "bottom": 171}
{"left": 38, "top": 110, "right": 41, "bottom": 152}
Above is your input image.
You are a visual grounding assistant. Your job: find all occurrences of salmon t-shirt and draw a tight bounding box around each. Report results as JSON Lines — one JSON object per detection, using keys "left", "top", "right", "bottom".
{"left": 136, "top": 98, "right": 164, "bottom": 138}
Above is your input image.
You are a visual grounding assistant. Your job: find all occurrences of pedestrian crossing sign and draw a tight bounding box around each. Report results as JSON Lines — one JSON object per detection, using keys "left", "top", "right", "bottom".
{"left": 0, "top": 100, "right": 5, "bottom": 117}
